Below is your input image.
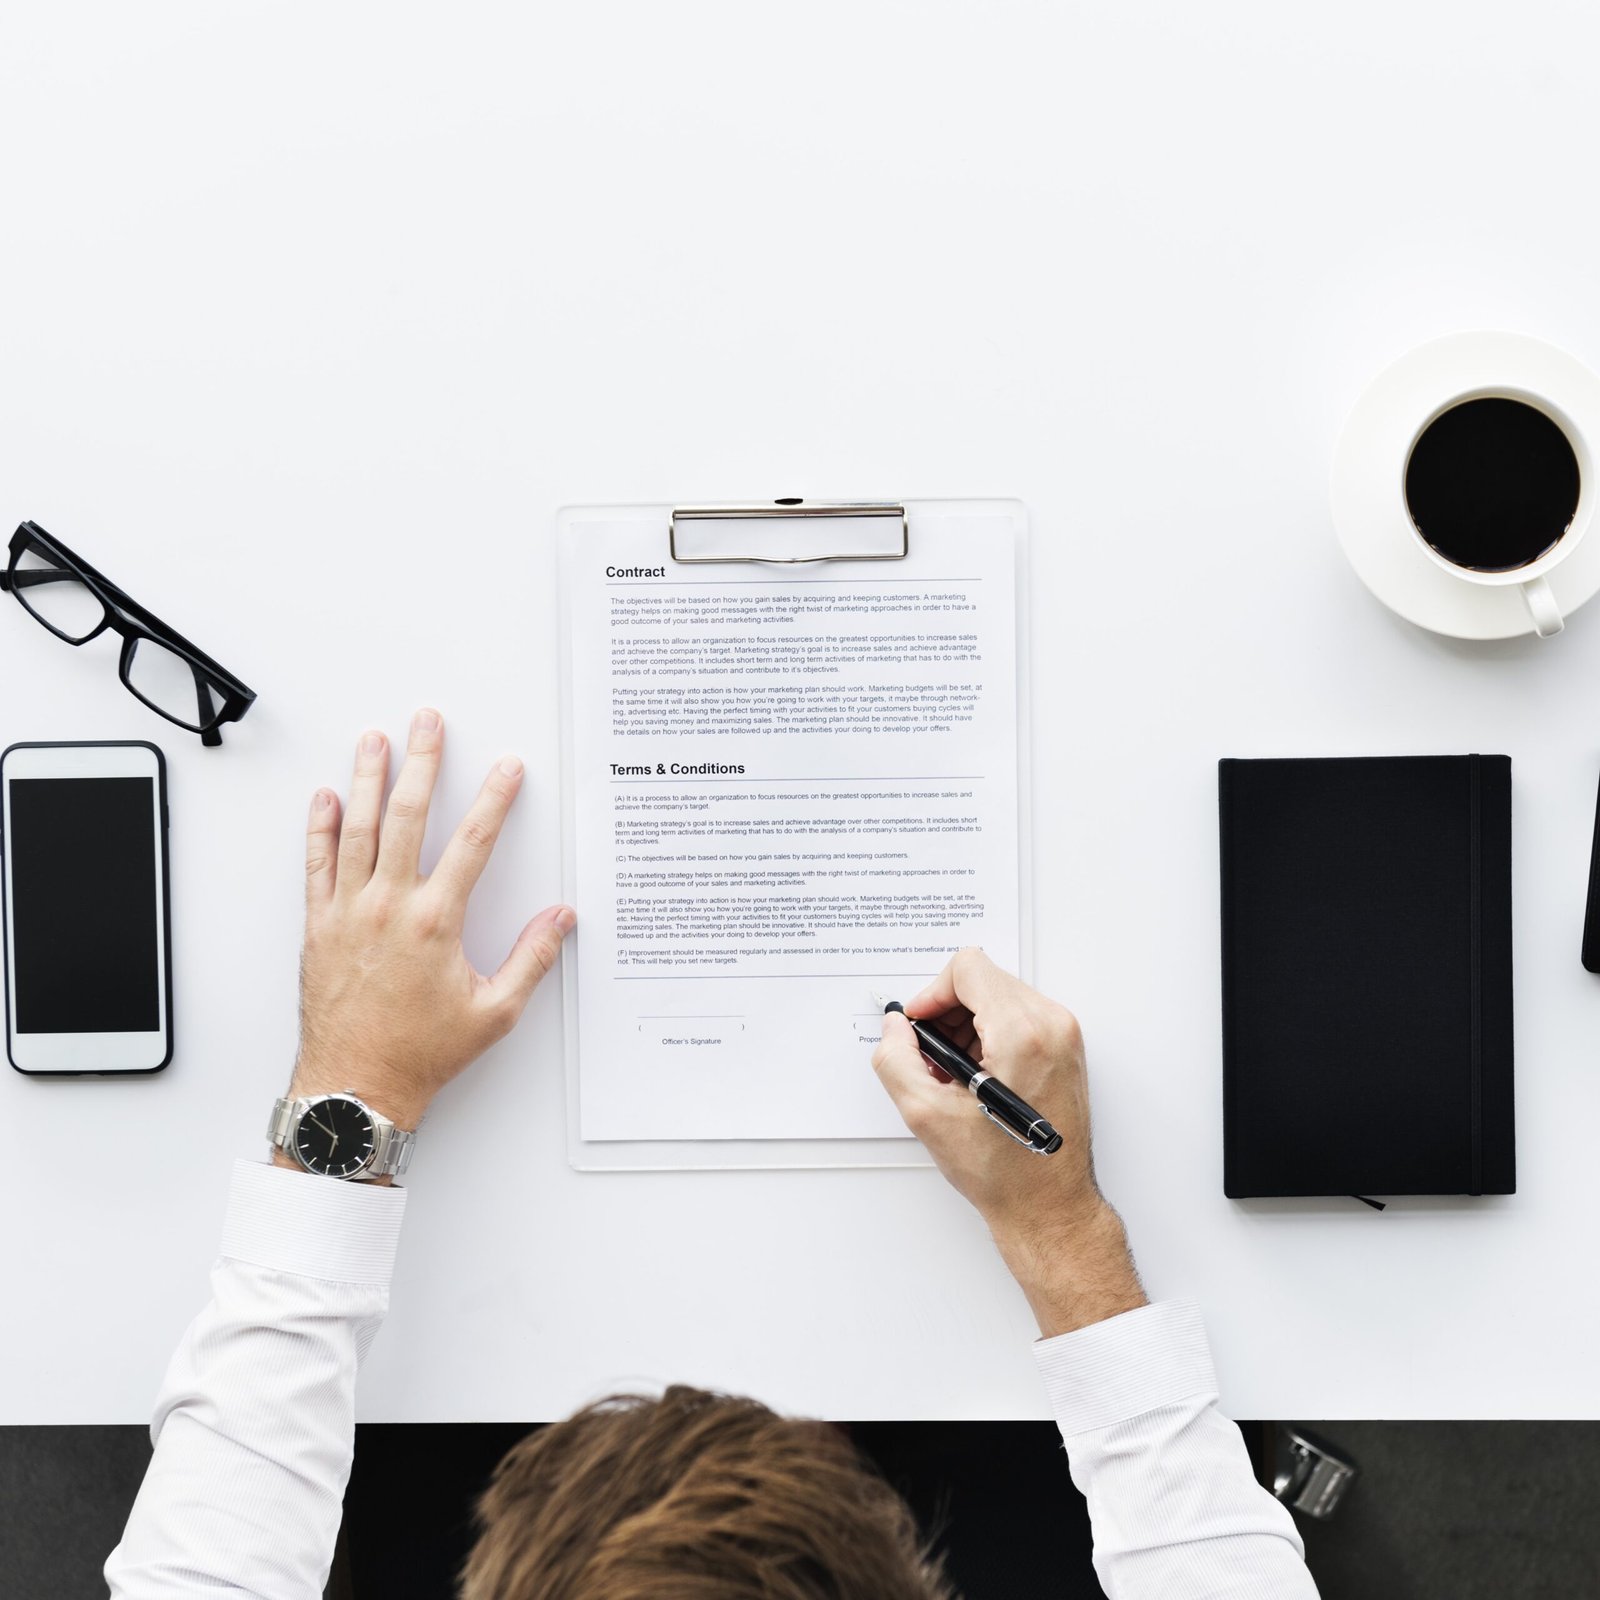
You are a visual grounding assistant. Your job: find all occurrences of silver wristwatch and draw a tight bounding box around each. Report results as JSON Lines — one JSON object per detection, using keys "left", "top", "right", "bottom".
{"left": 268, "top": 1092, "right": 416, "bottom": 1181}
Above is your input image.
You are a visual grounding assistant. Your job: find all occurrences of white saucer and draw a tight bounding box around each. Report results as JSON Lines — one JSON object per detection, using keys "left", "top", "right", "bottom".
{"left": 1331, "top": 331, "right": 1600, "bottom": 640}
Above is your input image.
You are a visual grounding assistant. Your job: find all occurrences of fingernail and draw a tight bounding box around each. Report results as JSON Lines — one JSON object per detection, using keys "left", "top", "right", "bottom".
{"left": 554, "top": 906, "right": 577, "bottom": 934}
{"left": 413, "top": 707, "right": 440, "bottom": 734}
{"left": 499, "top": 755, "right": 524, "bottom": 779}
{"left": 313, "top": 789, "right": 333, "bottom": 811}
{"left": 361, "top": 731, "right": 385, "bottom": 756}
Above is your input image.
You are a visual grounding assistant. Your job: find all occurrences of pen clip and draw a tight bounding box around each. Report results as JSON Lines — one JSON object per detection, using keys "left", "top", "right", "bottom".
{"left": 979, "top": 1102, "right": 1052, "bottom": 1154}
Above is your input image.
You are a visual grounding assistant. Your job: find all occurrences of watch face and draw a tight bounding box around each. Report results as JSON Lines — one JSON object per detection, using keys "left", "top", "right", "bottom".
{"left": 294, "top": 1096, "right": 377, "bottom": 1178}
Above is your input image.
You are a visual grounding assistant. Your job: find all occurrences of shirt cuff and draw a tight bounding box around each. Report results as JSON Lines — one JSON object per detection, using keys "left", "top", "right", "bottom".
{"left": 1033, "top": 1298, "right": 1217, "bottom": 1435}
{"left": 219, "top": 1157, "right": 408, "bottom": 1287}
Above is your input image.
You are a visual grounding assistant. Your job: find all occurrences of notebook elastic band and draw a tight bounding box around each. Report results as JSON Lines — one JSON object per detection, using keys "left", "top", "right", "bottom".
{"left": 1469, "top": 753, "right": 1483, "bottom": 1197}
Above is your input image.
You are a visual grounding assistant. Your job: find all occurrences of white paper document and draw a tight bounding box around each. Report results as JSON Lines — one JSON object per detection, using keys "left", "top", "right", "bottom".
{"left": 561, "top": 508, "right": 1023, "bottom": 1142}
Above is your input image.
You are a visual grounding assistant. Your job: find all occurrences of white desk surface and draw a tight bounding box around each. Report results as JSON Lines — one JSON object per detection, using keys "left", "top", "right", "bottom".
{"left": 5, "top": 1, "right": 1600, "bottom": 1424}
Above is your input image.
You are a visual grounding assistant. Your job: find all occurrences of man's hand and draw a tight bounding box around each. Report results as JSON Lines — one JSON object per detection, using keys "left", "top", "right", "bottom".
{"left": 281, "top": 709, "right": 575, "bottom": 1159}
{"left": 871, "top": 948, "right": 1146, "bottom": 1337}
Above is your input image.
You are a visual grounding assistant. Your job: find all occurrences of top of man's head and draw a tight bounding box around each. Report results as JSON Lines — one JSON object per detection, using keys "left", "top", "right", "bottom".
{"left": 459, "top": 1385, "right": 952, "bottom": 1600}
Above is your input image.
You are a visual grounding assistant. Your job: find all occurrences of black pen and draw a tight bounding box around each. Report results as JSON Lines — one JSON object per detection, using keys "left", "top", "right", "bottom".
{"left": 874, "top": 991, "right": 1063, "bottom": 1156}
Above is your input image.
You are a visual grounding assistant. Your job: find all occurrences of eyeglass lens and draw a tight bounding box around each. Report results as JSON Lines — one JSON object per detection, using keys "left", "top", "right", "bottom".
{"left": 124, "top": 634, "right": 216, "bottom": 731}
{"left": 11, "top": 546, "right": 107, "bottom": 643}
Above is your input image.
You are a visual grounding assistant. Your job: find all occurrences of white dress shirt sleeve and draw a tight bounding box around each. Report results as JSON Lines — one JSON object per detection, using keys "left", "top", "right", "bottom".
{"left": 104, "top": 1167, "right": 1312, "bottom": 1599}
{"left": 1034, "top": 1298, "right": 1320, "bottom": 1599}
{"left": 104, "top": 1159, "right": 407, "bottom": 1600}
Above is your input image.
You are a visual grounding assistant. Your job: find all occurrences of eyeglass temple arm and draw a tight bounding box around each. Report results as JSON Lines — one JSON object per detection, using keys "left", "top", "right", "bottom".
{"left": 192, "top": 670, "right": 222, "bottom": 747}
{"left": 6, "top": 568, "right": 144, "bottom": 605}
{"left": 12, "top": 528, "right": 135, "bottom": 611}
{"left": 1, "top": 569, "right": 78, "bottom": 591}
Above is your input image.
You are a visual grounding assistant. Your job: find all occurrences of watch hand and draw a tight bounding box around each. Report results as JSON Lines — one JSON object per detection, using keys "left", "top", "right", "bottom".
{"left": 306, "top": 1111, "right": 337, "bottom": 1139}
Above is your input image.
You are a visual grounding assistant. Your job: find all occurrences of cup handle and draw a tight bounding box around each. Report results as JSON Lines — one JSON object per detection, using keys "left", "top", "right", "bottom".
{"left": 1522, "top": 574, "right": 1564, "bottom": 638}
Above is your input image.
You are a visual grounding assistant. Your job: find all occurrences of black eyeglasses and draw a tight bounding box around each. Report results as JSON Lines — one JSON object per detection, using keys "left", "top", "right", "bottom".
{"left": 1, "top": 521, "right": 256, "bottom": 746}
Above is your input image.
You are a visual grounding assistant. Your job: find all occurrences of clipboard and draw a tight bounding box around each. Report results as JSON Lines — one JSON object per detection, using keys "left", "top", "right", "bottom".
{"left": 669, "top": 501, "right": 909, "bottom": 564}
{"left": 555, "top": 498, "right": 1033, "bottom": 1171}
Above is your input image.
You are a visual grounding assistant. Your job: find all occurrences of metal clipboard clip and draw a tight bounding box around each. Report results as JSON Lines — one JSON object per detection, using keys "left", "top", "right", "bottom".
{"left": 669, "top": 499, "right": 908, "bottom": 565}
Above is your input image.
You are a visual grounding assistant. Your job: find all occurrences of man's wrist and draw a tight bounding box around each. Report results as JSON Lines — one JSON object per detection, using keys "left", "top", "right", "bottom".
{"left": 287, "top": 1057, "right": 430, "bottom": 1132}
{"left": 992, "top": 1198, "right": 1148, "bottom": 1339}
{"left": 272, "top": 1071, "right": 423, "bottom": 1187}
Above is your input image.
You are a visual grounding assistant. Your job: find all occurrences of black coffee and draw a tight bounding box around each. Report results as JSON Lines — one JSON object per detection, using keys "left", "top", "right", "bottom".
{"left": 1404, "top": 397, "right": 1581, "bottom": 572}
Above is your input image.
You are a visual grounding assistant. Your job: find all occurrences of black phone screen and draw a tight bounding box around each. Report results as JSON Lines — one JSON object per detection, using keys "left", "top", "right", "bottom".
{"left": 7, "top": 777, "right": 160, "bottom": 1032}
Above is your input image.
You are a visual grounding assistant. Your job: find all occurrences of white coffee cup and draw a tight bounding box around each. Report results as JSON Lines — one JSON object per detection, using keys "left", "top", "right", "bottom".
{"left": 1401, "top": 387, "right": 1590, "bottom": 639}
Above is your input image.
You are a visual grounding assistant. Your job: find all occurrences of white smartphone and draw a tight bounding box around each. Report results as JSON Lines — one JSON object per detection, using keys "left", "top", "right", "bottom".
{"left": 2, "top": 740, "right": 172, "bottom": 1074}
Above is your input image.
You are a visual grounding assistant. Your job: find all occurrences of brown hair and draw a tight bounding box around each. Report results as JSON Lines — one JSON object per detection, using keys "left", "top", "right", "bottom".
{"left": 459, "top": 1386, "right": 953, "bottom": 1599}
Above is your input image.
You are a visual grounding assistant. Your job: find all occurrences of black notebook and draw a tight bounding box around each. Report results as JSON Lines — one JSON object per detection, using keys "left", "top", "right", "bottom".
{"left": 1219, "top": 755, "right": 1514, "bottom": 1198}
